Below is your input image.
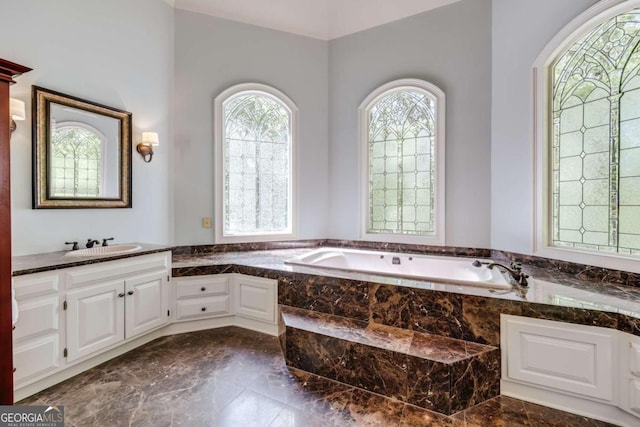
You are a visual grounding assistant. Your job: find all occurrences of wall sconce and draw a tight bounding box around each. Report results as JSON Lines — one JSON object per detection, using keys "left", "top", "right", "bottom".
{"left": 9, "top": 98, "right": 26, "bottom": 133}
{"left": 136, "top": 131, "right": 159, "bottom": 163}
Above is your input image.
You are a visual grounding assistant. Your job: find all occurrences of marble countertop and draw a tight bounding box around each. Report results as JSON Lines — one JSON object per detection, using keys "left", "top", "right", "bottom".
{"left": 172, "top": 247, "right": 640, "bottom": 319}
{"left": 12, "top": 243, "right": 173, "bottom": 276}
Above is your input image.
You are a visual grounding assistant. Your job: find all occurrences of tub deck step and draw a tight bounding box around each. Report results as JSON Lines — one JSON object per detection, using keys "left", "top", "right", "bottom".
{"left": 280, "top": 305, "right": 500, "bottom": 415}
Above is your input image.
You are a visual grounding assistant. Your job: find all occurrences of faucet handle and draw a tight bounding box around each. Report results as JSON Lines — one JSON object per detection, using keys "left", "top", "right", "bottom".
{"left": 510, "top": 261, "right": 523, "bottom": 271}
{"left": 65, "top": 241, "right": 79, "bottom": 251}
{"left": 102, "top": 238, "right": 114, "bottom": 247}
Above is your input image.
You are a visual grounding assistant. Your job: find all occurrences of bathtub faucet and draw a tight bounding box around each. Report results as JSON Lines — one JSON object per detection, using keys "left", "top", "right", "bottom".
{"left": 472, "top": 260, "right": 529, "bottom": 287}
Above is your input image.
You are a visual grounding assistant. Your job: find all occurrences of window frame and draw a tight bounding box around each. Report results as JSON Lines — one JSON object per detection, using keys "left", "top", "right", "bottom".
{"left": 533, "top": 0, "right": 640, "bottom": 273}
{"left": 358, "top": 78, "right": 446, "bottom": 245}
{"left": 214, "top": 83, "right": 298, "bottom": 244}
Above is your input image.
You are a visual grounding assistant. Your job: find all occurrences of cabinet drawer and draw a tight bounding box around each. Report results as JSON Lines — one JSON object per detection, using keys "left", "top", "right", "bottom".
{"left": 14, "top": 335, "right": 61, "bottom": 384}
{"left": 13, "top": 272, "right": 59, "bottom": 300}
{"left": 176, "top": 296, "right": 230, "bottom": 319}
{"left": 176, "top": 276, "right": 229, "bottom": 298}
{"left": 13, "top": 295, "right": 60, "bottom": 343}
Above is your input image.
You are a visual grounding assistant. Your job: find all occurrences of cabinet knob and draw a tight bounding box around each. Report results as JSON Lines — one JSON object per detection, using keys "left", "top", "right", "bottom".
{"left": 201, "top": 307, "right": 207, "bottom": 312}
{"left": 127, "top": 290, "right": 134, "bottom": 296}
{"left": 200, "top": 287, "right": 206, "bottom": 292}
{"left": 118, "top": 293, "right": 125, "bottom": 298}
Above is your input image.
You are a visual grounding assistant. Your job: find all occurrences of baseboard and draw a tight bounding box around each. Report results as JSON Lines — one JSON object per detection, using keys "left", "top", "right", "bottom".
{"left": 501, "top": 379, "right": 636, "bottom": 427}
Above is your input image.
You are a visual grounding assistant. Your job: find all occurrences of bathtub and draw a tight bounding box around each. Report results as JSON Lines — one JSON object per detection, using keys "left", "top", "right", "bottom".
{"left": 285, "top": 247, "right": 512, "bottom": 290}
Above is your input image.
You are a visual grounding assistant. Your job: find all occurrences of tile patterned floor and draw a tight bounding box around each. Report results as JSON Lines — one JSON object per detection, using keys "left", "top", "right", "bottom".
{"left": 19, "top": 327, "right": 618, "bottom": 426}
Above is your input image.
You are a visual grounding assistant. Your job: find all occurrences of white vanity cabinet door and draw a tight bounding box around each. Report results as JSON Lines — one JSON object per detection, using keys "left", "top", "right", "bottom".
{"left": 66, "top": 279, "right": 125, "bottom": 362}
{"left": 125, "top": 271, "right": 169, "bottom": 339}
{"left": 233, "top": 276, "right": 277, "bottom": 323}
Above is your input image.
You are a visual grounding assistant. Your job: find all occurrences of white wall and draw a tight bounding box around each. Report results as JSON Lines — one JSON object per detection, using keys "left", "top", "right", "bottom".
{"left": 328, "top": 0, "right": 493, "bottom": 248}
{"left": 1, "top": 0, "right": 174, "bottom": 255}
{"left": 173, "top": 11, "right": 329, "bottom": 245}
{"left": 490, "top": 0, "right": 600, "bottom": 254}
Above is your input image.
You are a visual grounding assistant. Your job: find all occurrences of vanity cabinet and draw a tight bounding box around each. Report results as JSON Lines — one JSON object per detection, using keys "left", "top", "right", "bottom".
{"left": 65, "top": 254, "right": 170, "bottom": 363}
{"left": 12, "top": 251, "right": 171, "bottom": 400}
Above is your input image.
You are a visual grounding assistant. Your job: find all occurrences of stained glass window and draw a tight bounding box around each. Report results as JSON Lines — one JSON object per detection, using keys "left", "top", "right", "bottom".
{"left": 222, "top": 92, "right": 291, "bottom": 235}
{"left": 367, "top": 88, "right": 438, "bottom": 236}
{"left": 552, "top": 9, "right": 640, "bottom": 255}
{"left": 50, "top": 125, "right": 102, "bottom": 198}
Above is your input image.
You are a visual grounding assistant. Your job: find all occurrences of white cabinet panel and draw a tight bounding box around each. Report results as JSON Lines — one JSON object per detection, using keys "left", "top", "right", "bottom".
{"left": 233, "top": 276, "right": 276, "bottom": 323}
{"left": 66, "top": 280, "right": 125, "bottom": 362}
{"left": 630, "top": 341, "right": 640, "bottom": 378}
{"left": 14, "top": 335, "right": 61, "bottom": 384}
{"left": 13, "top": 272, "right": 59, "bottom": 300}
{"left": 502, "top": 315, "right": 614, "bottom": 402}
{"left": 65, "top": 253, "right": 169, "bottom": 289}
{"left": 629, "top": 379, "right": 640, "bottom": 415}
{"left": 125, "top": 271, "right": 168, "bottom": 339}
{"left": 176, "top": 296, "right": 230, "bottom": 319}
{"left": 13, "top": 295, "right": 59, "bottom": 343}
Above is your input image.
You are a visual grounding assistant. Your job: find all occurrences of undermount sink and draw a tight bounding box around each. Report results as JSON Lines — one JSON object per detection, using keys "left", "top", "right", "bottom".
{"left": 65, "top": 244, "right": 142, "bottom": 257}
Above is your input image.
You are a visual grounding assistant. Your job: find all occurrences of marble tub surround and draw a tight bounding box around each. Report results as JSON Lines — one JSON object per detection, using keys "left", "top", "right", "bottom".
{"left": 18, "top": 327, "right": 613, "bottom": 427}
{"left": 172, "top": 248, "right": 640, "bottom": 342}
{"left": 281, "top": 306, "right": 500, "bottom": 415}
{"left": 12, "top": 243, "right": 172, "bottom": 276}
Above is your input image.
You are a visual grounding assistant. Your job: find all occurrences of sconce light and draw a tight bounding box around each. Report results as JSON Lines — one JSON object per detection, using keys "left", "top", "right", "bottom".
{"left": 9, "top": 98, "right": 26, "bottom": 133}
{"left": 137, "top": 131, "right": 159, "bottom": 163}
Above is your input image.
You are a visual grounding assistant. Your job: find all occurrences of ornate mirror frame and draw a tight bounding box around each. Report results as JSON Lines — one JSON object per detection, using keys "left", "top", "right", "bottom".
{"left": 32, "top": 86, "right": 132, "bottom": 208}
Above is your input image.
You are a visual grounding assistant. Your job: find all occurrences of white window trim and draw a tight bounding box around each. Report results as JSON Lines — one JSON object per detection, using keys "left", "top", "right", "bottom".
{"left": 358, "top": 78, "right": 446, "bottom": 245}
{"left": 533, "top": 0, "right": 640, "bottom": 273}
{"left": 54, "top": 121, "right": 107, "bottom": 197}
{"left": 214, "top": 83, "right": 299, "bottom": 244}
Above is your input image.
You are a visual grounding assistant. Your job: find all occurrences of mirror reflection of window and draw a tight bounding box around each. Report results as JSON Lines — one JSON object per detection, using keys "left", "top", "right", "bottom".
{"left": 50, "top": 123, "right": 105, "bottom": 198}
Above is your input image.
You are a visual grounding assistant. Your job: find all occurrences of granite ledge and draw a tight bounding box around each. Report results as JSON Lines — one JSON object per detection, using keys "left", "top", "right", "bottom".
{"left": 12, "top": 243, "right": 173, "bottom": 276}
{"left": 281, "top": 306, "right": 496, "bottom": 364}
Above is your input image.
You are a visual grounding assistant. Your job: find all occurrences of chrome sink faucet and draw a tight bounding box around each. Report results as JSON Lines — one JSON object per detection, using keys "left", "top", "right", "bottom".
{"left": 86, "top": 239, "right": 100, "bottom": 248}
{"left": 473, "top": 260, "right": 529, "bottom": 287}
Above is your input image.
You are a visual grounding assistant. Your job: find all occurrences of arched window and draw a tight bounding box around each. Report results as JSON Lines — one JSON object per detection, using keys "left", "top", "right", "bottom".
{"left": 50, "top": 122, "right": 105, "bottom": 198}
{"left": 359, "top": 79, "right": 445, "bottom": 244}
{"left": 535, "top": 0, "right": 640, "bottom": 270}
{"left": 214, "top": 83, "right": 297, "bottom": 243}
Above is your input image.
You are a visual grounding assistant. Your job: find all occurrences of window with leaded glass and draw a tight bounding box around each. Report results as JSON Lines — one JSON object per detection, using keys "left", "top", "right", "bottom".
{"left": 50, "top": 123, "right": 103, "bottom": 198}
{"left": 551, "top": 8, "right": 640, "bottom": 256}
{"left": 215, "top": 84, "right": 297, "bottom": 242}
{"left": 359, "top": 79, "right": 445, "bottom": 244}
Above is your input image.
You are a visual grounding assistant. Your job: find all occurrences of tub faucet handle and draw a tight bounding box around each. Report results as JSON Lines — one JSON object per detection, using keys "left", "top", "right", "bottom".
{"left": 102, "top": 237, "right": 114, "bottom": 247}
{"left": 65, "top": 241, "right": 79, "bottom": 251}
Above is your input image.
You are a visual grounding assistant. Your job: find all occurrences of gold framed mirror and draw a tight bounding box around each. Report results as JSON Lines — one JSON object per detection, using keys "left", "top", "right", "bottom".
{"left": 32, "top": 86, "right": 132, "bottom": 208}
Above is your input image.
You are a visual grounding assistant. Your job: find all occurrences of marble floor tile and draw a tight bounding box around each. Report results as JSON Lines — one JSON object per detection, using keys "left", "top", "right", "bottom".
{"left": 18, "top": 327, "right": 618, "bottom": 427}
